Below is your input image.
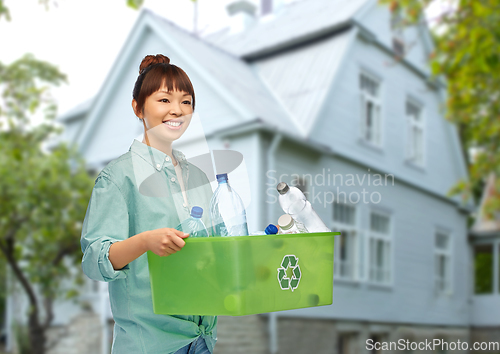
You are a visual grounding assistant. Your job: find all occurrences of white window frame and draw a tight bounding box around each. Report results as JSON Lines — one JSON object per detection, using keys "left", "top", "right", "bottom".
{"left": 406, "top": 98, "right": 425, "bottom": 167}
{"left": 360, "top": 71, "right": 383, "bottom": 147}
{"left": 367, "top": 209, "right": 393, "bottom": 286}
{"left": 332, "top": 202, "right": 360, "bottom": 281}
{"left": 435, "top": 228, "right": 453, "bottom": 296}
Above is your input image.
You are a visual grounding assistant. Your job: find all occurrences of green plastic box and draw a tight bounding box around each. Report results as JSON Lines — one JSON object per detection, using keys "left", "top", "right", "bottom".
{"left": 147, "top": 231, "right": 339, "bottom": 316}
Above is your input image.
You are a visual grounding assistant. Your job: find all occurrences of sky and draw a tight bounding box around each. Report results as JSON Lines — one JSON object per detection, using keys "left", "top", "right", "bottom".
{"left": 0, "top": 0, "right": 446, "bottom": 124}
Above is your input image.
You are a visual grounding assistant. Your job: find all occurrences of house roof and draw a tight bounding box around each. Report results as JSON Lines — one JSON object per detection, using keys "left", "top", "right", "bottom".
{"left": 251, "top": 27, "right": 353, "bottom": 135}
{"left": 203, "top": 0, "right": 368, "bottom": 58}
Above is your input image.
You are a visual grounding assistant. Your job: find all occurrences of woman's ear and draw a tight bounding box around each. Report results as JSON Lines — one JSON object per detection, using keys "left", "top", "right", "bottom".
{"left": 132, "top": 99, "right": 143, "bottom": 119}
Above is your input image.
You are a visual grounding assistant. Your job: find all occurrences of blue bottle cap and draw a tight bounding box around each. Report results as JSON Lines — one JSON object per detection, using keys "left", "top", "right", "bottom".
{"left": 216, "top": 173, "right": 228, "bottom": 183}
{"left": 265, "top": 224, "right": 278, "bottom": 235}
{"left": 190, "top": 206, "right": 203, "bottom": 218}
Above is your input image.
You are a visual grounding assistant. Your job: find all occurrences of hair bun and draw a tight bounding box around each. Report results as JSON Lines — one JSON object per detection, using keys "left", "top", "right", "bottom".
{"left": 139, "top": 54, "right": 170, "bottom": 74}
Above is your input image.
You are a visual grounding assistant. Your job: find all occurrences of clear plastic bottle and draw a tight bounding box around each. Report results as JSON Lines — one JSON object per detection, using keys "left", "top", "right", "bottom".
{"left": 276, "top": 182, "right": 331, "bottom": 233}
{"left": 209, "top": 173, "right": 249, "bottom": 236}
{"left": 277, "top": 214, "right": 301, "bottom": 234}
{"left": 294, "top": 220, "right": 309, "bottom": 233}
{"left": 175, "top": 206, "right": 209, "bottom": 238}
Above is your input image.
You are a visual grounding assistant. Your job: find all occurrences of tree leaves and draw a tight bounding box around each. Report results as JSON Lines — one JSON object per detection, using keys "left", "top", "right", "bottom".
{"left": 0, "top": 54, "right": 67, "bottom": 128}
{"left": 380, "top": 0, "right": 500, "bottom": 218}
{"left": 127, "top": 0, "right": 144, "bottom": 10}
{"left": 0, "top": 0, "right": 10, "bottom": 21}
{"left": 0, "top": 54, "right": 95, "bottom": 341}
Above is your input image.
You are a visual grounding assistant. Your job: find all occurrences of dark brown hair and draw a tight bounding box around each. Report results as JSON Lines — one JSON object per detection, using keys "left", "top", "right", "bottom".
{"left": 132, "top": 54, "right": 196, "bottom": 118}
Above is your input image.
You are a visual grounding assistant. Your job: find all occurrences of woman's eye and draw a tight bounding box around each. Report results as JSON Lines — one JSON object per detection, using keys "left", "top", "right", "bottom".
{"left": 160, "top": 99, "right": 169, "bottom": 103}
{"left": 183, "top": 101, "right": 192, "bottom": 104}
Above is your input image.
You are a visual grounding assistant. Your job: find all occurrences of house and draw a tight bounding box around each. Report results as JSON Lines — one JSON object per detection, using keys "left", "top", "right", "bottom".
{"left": 5, "top": 0, "right": 482, "bottom": 353}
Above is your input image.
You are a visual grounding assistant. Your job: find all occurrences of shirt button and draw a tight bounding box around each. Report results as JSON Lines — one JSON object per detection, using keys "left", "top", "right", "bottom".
{"left": 165, "top": 156, "right": 170, "bottom": 162}
{"left": 156, "top": 163, "right": 161, "bottom": 170}
{"left": 171, "top": 177, "right": 176, "bottom": 182}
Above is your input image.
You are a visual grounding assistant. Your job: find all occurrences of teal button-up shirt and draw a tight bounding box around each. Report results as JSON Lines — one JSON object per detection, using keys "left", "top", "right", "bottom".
{"left": 80, "top": 139, "right": 217, "bottom": 354}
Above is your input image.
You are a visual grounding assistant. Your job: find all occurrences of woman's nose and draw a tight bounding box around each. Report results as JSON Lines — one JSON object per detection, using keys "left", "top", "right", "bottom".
{"left": 169, "top": 105, "right": 182, "bottom": 116}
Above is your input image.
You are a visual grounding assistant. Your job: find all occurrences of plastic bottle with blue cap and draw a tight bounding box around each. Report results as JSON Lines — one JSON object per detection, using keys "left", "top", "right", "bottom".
{"left": 250, "top": 224, "right": 279, "bottom": 236}
{"left": 175, "top": 206, "right": 209, "bottom": 238}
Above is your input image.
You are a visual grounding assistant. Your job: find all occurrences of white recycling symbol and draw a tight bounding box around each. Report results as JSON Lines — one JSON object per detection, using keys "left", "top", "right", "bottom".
{"left": 277, "top": 254, "right": 301, "bottom": 292}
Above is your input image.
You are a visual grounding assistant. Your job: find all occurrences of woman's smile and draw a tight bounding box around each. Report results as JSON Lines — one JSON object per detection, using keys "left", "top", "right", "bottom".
{"left": 163, "top": 119, "right": 184, "bottom": 130}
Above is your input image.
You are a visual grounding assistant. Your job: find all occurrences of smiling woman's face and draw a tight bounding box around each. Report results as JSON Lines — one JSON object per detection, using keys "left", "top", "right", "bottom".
{"left": 133, "top": 87, "right": 193, "bottom": 143}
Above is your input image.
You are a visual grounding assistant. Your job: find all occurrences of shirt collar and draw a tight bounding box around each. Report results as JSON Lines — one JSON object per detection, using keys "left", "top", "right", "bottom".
{"left": 129, "top": 139, "right": 186, "bottom": 172}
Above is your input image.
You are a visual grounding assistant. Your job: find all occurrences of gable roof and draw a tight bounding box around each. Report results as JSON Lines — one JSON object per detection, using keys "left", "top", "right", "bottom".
{"left": 203, "top": 0, "right": 369, "bottom": 59}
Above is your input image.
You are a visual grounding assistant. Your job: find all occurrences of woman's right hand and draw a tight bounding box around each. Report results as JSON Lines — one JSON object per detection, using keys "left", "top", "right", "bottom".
{"left": 142, "top": 228, "right": 190, "bottom": 257}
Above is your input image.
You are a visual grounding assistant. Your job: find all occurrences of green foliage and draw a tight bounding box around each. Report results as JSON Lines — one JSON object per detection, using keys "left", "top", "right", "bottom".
{"left": 0, "top": 257, "right": 5, "bottom": 329}
{"left": 0, "top": 53, "right": 67, "bottom": 128}
{"left": 0, "top": 0, "right": 9, "bottom": 21}
{"left": 127, "top": 0, "right": 144, "bottom": 9}
{"left": 474, "top": 247, "right": 493, "bottom": 294}
{"left": 0, "top": 126, "right": 95, "bottom": 299}
{"left": 379, "top": 0, "right": 500, "bottom": 217}
{"left": 0, "top": 52, "right": 95, "bottom": 346}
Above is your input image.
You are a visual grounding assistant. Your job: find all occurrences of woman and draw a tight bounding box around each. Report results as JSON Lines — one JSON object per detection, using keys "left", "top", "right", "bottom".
{"left": 80, "top": 54, "right": 217, "bottom": 354}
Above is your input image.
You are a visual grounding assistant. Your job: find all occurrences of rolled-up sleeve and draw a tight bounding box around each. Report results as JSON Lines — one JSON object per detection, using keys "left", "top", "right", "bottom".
{"left": 81, "top": 173, "right": 131, "bottom": 282}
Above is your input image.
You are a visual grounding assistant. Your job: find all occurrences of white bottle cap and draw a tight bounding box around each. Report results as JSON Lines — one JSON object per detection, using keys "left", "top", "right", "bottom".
{"left": 278, "top": 214, "right": 294, "bottom": 230}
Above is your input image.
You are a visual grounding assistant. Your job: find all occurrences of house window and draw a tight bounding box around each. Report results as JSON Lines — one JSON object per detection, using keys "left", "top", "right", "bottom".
{"left": 360, "top": 73, "right": 382, "bottom": 146}
{"left": 474, "top": 244, "right": 493, "bottom": 294}
{"left": 434, "top": 336, "right": 448, "bottom": 354}
{"left": 368, "top": 211, "right": 391, "bottom": 284}
{"left": 333, "top": 203, "right": 358, "bottom": 280}
{"left": 406, "top": 100, "right": 424, "bottom": 166}
{"left": 369, "top": 334, "right": 389, "bottom": 354}
{"left": 338, "top": 333, "right": 358, "bottom": 354}
{"left": 435, "top": 231, "right": 451, "bottom": 295}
